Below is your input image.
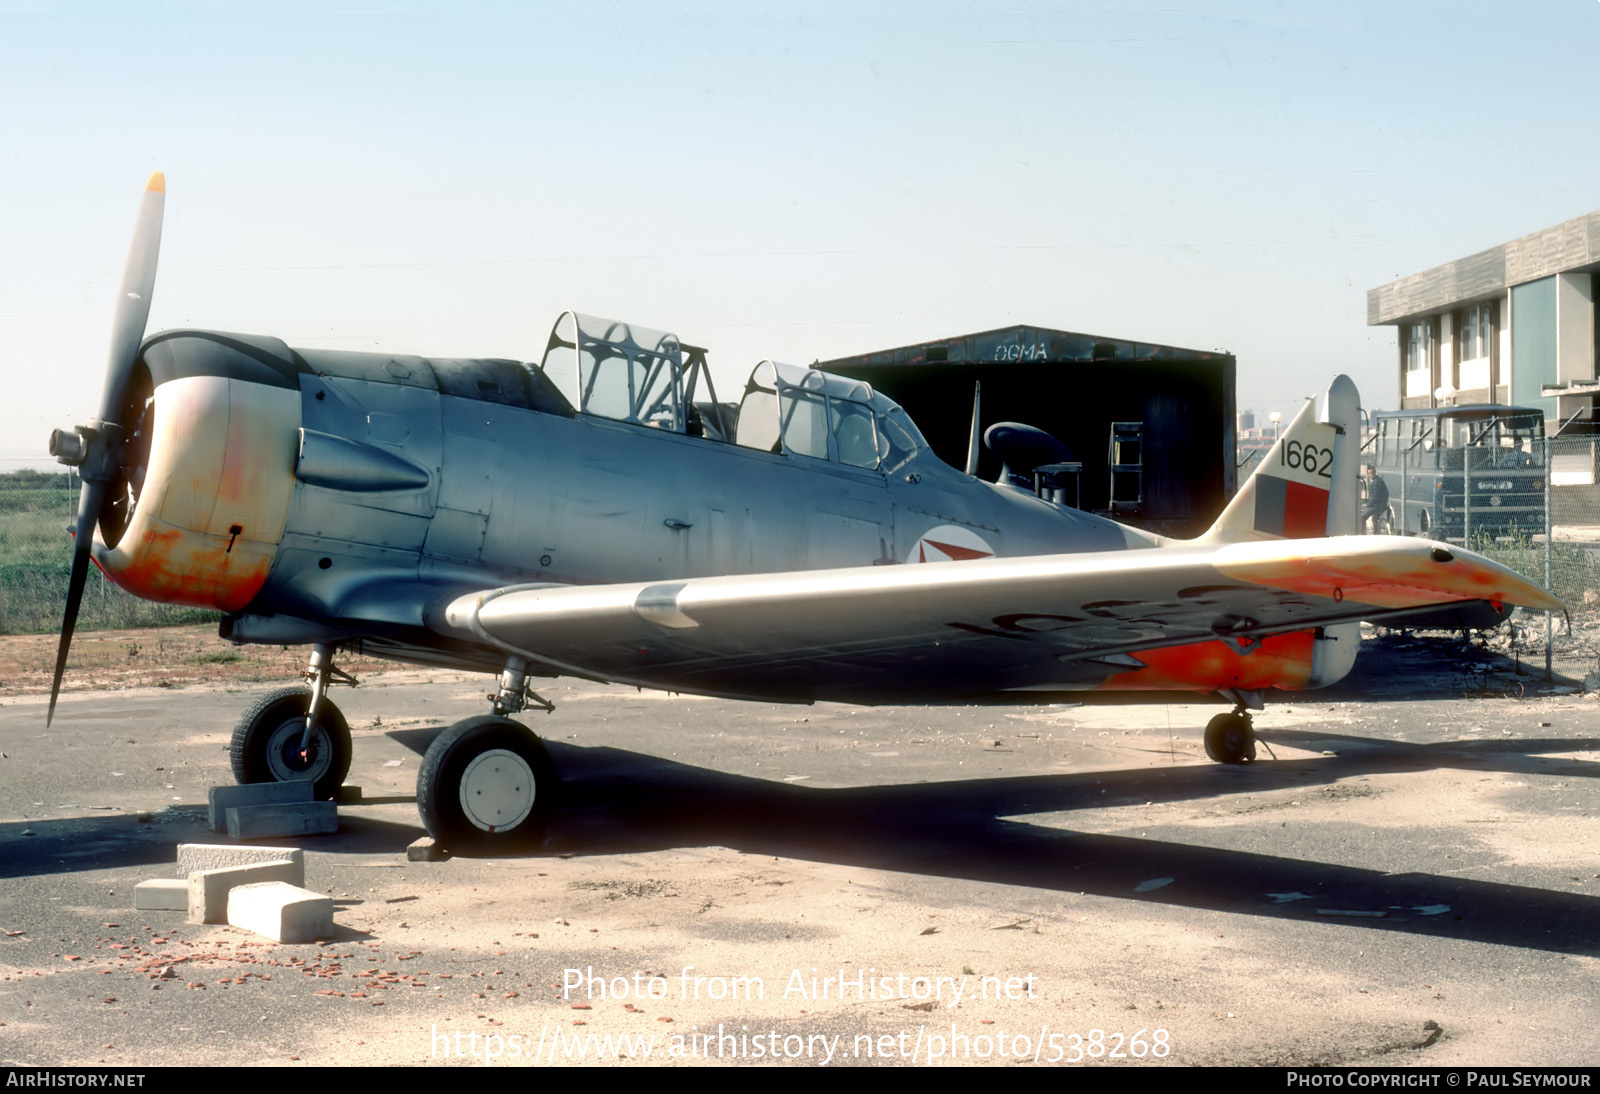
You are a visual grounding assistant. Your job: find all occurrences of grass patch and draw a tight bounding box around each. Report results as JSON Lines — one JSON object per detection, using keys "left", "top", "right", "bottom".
{"left": 0, "top": 470, "right": 219, "bottom": 635}
{"left": 1467, "top": 528, "right": 1600, "bottom": 613}
{"left": 186, "top": 650, "right": 244, "bottom": 665}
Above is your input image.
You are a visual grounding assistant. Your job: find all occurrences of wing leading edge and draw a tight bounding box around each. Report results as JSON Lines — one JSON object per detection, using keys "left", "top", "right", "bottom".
{"left": 435, "top": 537, "right": 1561, "bottom": 704}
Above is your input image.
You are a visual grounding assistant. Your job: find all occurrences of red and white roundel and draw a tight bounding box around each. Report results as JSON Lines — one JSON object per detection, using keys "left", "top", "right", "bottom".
{"left": 909, "top": 524, "right": 995, "bottom": 563}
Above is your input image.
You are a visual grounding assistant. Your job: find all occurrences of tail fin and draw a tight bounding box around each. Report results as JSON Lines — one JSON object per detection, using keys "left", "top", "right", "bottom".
{"left": 1201, "top": 375, "right": 1361, "bottom": 544}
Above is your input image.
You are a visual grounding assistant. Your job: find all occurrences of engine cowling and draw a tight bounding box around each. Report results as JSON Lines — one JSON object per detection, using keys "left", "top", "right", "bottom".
{"left": 95, "top": 371, "right": 299, "bottom": 611}
{"left": 85, "top": 333, "right": 302, "bottom": 612}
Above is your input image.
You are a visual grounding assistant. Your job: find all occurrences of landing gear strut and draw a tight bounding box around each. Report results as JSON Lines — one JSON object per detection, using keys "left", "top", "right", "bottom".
{"left": 299, "top": 642, "right": 356, "bottom": 755}
{"left": 487, "top": 656, "right": 554, "bottom": 717}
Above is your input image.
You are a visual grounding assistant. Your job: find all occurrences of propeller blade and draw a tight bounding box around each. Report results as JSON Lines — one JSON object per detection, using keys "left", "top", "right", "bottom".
{"left": 100, "top": 172, "right": 164, "bottom": 423}
{"left": 48, "top": 482, "right": 106, "bottom": 725}
{"left": 49, "top": 172, "right": 165, "bottom": 725}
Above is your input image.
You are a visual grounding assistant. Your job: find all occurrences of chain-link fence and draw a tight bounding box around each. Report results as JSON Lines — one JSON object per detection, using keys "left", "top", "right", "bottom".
{"left": 1347, "top": 422, "right": 1600, "bottom": 672}
{"left": 1543, "top": 432, "right": 1600, "bottom": 610}
{"left": 1475, "top": 432, "right": 1600, "bottom": 671}
{"left": 1371, "top": 433, "right": 1600, "bottom": 609}
{"left": 0, "top": 470, "right": 214, "bottom": 634}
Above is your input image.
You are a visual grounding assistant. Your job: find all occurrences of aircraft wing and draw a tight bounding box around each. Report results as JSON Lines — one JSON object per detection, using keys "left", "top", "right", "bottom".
{"left": 437, "top": 536, "right": 1562, "bottom": 704}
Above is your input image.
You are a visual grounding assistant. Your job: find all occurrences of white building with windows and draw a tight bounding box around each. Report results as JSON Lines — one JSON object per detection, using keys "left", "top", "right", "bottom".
{"left": 1368, "top": 212, "right": 1599, "bottom": 426}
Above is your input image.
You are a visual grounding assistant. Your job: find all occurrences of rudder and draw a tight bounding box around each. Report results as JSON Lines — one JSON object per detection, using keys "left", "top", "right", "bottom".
{"left": 1200, "top": 375, "right": 1361, "bottom": 544}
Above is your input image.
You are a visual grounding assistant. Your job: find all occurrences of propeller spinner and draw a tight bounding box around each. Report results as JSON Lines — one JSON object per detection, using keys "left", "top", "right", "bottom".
{"left": 46, "top": 172, "right": 165, "bottom": 724}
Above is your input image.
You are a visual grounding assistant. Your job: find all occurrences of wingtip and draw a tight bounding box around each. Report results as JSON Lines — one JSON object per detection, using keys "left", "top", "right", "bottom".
{"left": 145, "top": 171, "right": 165, "bottom": 193}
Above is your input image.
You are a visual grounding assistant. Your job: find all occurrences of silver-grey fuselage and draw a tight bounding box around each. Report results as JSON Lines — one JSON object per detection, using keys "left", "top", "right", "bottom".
{"left": 121, "top": 330, "right": 1148, "bottom": 673}
{"left": 273, "top": 363, "right": 1141, "bottom": 615}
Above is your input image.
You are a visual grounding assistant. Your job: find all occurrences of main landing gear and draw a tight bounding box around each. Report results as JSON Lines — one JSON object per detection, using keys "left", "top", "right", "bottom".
{"left": 417, "top": 657, "right": 556, "bottom": 853}
{"left": 229, "top": 649, "right": 558, "bottom": 852}
{"left": 417, "top": 715, "right": 555, "bottom": 853}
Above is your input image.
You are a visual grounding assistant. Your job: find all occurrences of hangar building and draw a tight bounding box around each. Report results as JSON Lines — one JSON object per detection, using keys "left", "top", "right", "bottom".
{"left": 818, "top": 326, "right": 1236, "bottom": 538}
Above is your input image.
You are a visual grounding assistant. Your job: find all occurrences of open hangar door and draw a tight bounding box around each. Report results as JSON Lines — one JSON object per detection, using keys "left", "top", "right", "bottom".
{"left": 818, "top": 326, "right": 1236, "bottom": 539}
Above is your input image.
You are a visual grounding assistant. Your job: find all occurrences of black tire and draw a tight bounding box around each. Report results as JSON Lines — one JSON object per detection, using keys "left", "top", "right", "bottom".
{"left": 417, "top": 716, "right": 555, "bottom": 854}
{"left": 1418, "top": 509, "right": 1431, "bottom": 536}
{"left": 230, "top": 686, "right": 352, "bottom": 801}
{"left": 1204, "top": 712, "right": 1256, "bottom": 765}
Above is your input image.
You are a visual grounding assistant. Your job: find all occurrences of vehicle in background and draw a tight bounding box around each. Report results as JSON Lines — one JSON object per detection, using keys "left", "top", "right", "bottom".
{"left": 1368, "top": 405, "right": 1545, "bottom": 542}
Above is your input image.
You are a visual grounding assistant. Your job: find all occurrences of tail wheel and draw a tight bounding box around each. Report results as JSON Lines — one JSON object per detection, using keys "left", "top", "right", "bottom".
{"left": 1204, "top": 712, "right": 1256, "bottom": 765}
{"left": 230, "top": 686, "right": 352, "bottom": 801}
{"left": 417, "top": 716, "right": 555, "bottom": 854}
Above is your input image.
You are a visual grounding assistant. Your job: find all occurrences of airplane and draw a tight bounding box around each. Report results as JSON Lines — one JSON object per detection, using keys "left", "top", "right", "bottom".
{"left": 46, "top": 174, "right": 1564, "bottom": 853}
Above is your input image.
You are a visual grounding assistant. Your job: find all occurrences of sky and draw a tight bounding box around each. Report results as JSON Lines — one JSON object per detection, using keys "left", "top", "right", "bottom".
{"left": 4, "top": 0, "right": 1600, "bottom": 468}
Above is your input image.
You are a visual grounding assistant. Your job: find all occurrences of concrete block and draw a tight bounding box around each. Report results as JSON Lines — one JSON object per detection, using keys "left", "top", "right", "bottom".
{"left": 133, "top": 878, "right": 189, "bottom": 912}
{"left": 227, "top": 882, "right": 334, "bottom": 943}
{"left": 226, "top": 802, "right": 339, "bottom": 840}
{"left": 177, "top": 843, "right": 306, "bottom": 876}
{"left": 208, "top": 782, "right": 313, "bottom": 832}
{"left": 407, "top": 837, "right": 449, "bottom": 862}
{"left": 187, "top": 860, "right": 302, "bottom": 924}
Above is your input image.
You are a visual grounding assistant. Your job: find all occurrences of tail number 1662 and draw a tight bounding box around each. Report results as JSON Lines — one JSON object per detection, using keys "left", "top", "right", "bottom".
{"left": 1282, "top": 440, "right": 1333, "bottom": 478}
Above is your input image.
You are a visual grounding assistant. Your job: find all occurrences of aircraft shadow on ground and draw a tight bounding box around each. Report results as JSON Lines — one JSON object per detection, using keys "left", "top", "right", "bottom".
{"left": 389, "top": 720, "right": 1600, "bottom": 955}
{"left": 525, "top": 730, "right": 1600, "bottom": 957}
{"left": 4, "top": 722, "right": 1594, "bottom": 957}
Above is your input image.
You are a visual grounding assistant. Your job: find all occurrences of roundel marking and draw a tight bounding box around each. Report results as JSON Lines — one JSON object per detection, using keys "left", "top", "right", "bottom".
{"left": 910, "top": 523, "right": 995, "bottom": 563}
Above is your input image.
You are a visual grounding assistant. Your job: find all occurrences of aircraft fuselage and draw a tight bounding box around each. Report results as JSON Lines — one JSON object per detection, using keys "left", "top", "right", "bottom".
{"left": 100, "top": 329, "right": 1149, "bottom": 673}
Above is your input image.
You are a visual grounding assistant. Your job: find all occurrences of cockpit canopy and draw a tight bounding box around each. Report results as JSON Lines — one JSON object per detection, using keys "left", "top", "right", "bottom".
{"left": 537, "top": 312, "right": 926, "bottom": 473}
{"left": 734, "top": 360, "right": 926, "bottom": 473}
{"left": 540, "top": 312, "right": 686, "bottom": 431}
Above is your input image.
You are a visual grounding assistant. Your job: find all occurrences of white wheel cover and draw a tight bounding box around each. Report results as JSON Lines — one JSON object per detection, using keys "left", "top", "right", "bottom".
{"left": 459, "top": 748, "right": 536, "bottom": 832}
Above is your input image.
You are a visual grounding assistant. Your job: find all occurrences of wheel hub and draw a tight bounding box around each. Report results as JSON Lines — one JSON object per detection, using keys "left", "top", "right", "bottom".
{"left": 267, "top": 720, "right": 330, "bottom": 783}
{"left": 458, "top": 748, "right": 536, "bottom": 832}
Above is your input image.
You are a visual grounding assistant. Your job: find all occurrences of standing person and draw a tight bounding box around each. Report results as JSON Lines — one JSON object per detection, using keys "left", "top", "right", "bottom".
{"left": 1361, "top": 464, "right": 1390, "bottom": 533}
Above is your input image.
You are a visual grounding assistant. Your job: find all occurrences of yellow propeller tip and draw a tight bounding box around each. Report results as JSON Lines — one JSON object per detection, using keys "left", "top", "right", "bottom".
{"left": 145, "top": 171, "right": 165, "bottom": 193}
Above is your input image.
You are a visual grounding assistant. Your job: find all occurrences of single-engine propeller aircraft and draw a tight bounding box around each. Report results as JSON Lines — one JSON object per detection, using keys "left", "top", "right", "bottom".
{"left": 48, "top": 175, "right": 1563, "bottom": 851}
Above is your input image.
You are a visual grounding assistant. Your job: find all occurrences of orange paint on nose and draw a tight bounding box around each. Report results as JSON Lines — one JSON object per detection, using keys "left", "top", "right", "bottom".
{"left": 101, "top": 522, "right": 273, "bottom": 612}
{"left": 91, "top": 374, "right": 300, "bottom": 615}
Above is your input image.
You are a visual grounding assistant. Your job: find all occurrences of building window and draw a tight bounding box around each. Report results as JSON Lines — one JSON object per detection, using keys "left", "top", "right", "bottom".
{"left": 1511, "top": 278, "right": 1557, "bottom": 413}
{"left": 1456, "top": 302, "right": 1495, "bottom": 392}
{"left": 1406, "top": 322, "right": 1431, "bottom": 373}
{"left": 1459, "top": 303, "right": 1493, "bottom": 363}
{"left": 1404, "top": 320, "right": 1435, "bottom": 397}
